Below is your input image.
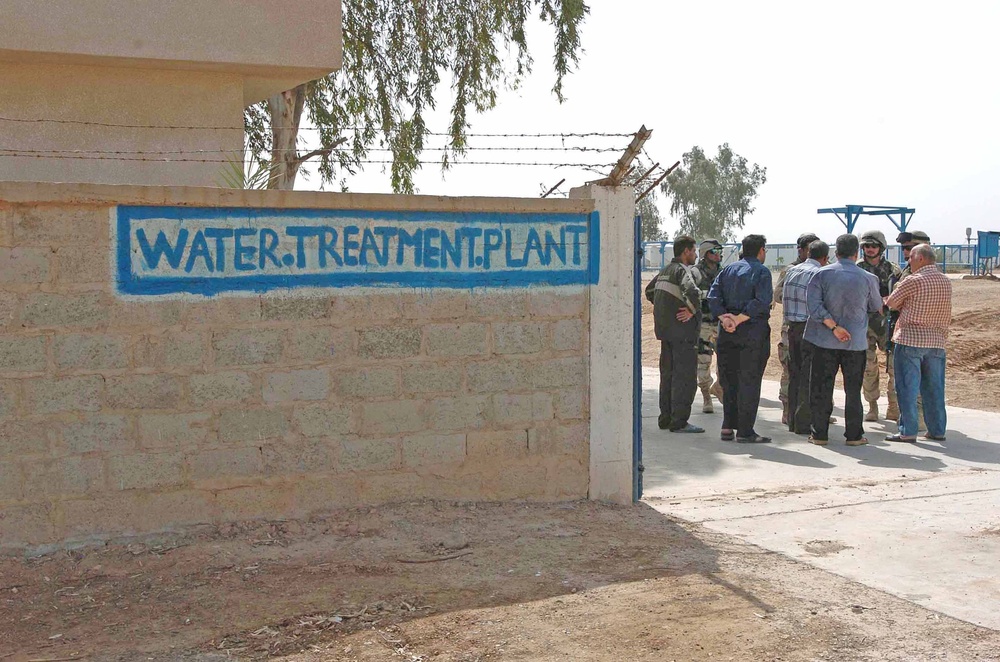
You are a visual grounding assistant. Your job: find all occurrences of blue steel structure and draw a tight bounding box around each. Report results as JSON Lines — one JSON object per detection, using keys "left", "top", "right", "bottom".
{"left": 977, "top": 231, "right": 999, "bottom": 276}
{"left": 816, "top": 205, "right": 916, "bottom": 234}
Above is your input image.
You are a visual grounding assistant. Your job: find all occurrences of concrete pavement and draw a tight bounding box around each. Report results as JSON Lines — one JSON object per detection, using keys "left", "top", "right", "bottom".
{"left": 641, "top": 366, "right": 1000, "bottom": 630}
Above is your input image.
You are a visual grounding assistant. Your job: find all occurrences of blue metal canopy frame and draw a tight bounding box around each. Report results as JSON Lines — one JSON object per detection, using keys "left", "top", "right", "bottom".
{"left": 817, "top": 205, "right": 915, "bottom": 234}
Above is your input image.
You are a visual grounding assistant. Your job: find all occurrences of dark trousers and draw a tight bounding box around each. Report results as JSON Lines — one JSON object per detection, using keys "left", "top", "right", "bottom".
{"left": 658, "top": 337, "right": 698, "bottom": 430}
{"left": 786, "top": 322, "right": 814, "bottom": 434}
{"left": 810, "top": 346, "right": 866, "bottom": 441}
{"left": 716, "top": 327, "right": 770, "bottom": 437}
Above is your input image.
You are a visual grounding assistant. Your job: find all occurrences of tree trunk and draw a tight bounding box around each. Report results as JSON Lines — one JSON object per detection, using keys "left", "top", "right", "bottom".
{"left": 267, "top": 85, "right": 307, "bottom": 190}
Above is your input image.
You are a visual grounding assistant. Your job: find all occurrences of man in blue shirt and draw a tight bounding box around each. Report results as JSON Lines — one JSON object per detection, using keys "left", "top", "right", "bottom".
{"left": 708, "top": 234, "right": 773, "bottom": 443}
{"left": 804, "top": 234, "right": 883, "bottom": 446}
{"left": 782, "top": 240, "right": 829, "bottom": 434}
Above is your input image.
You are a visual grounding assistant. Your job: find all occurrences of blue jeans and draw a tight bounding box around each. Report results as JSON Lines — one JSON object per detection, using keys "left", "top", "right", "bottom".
{"left": 893, "top": 344, "right": 947, "bottom": 438}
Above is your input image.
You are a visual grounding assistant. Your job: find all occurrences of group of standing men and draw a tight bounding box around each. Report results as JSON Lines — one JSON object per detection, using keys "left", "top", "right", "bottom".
{"left": 649, "top": 228, "right": 952, "bottom": 446}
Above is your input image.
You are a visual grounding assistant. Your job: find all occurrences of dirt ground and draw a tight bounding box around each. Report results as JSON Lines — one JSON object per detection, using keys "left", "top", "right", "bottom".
{"left": 642, "top": 275, "right": 1000, "bottom": 413}
{"left": 3, "top": 501, "right": 1000, "bottom": 661}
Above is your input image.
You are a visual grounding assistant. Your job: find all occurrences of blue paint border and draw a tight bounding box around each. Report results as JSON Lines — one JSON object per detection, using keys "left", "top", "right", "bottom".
{"left": 115, "top": 205, "right": 601, "bottom": 296}
{"left": 588, "top": 211, "right": 601, "bottom": 285}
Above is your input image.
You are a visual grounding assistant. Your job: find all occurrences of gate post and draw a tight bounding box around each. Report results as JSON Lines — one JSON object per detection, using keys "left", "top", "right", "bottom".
{"left": 570, "top": 183, "right": 635, "bottom": 504}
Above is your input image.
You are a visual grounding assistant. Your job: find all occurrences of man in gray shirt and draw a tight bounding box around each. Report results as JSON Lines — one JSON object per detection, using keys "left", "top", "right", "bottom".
{"left": 804, "top": 234, "right": 883, "bottom": 446}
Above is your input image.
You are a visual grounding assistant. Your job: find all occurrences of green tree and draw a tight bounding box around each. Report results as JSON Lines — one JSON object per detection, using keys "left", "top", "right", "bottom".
{"left": 245, "top": 0, "right": 588, "bottom": 192}
{"left": 659, "top": 144, "right": 767, "bottom": 242}
{"left": 627, "top": 159, "right": 668, "bottom": 242}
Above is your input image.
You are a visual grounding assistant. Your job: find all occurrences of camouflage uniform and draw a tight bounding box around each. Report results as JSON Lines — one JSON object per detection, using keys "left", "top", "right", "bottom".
{"left": 645, "top": 257, "right": 702, "bottom": 430}
{"left": 774, "top": 233, "right": 818, "bottom": 423}
{"left": 690, "top": 240, "right": 723, "bottom": 411}
{"left": 857, "top": 231, "right": 901, "bottom": 421}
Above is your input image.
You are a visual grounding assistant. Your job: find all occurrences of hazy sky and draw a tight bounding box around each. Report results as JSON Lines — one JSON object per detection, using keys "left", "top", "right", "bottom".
{"left": 300, "top": 0, "right": 1000, "bottom": 245}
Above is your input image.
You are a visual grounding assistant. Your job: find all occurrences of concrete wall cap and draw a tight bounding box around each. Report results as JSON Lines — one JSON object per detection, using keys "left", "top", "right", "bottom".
{"left": 0, "top": 182, "right": 596, "bottom": 214}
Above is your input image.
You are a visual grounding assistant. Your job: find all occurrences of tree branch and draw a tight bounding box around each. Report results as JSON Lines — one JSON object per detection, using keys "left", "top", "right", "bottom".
{"left": 297, "top": 137, "right": 349, "bottom": 165}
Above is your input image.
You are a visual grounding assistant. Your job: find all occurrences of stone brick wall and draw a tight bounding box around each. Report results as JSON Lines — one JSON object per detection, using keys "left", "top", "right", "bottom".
{"left": 0, "top": 188, "right": 593, "bottom": 551}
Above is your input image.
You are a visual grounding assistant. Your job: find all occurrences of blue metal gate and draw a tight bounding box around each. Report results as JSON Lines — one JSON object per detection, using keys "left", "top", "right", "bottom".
{"left": 633, "top": 215, "right": 644, "bottom": 501}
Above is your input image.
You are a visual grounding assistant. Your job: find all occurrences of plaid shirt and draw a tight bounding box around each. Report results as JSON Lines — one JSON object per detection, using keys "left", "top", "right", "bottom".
{"left": 781, "top": 258, "right": 822, "bottom": 322}
{"left": 886, "top": 264, "right": 952, "bottom": 349}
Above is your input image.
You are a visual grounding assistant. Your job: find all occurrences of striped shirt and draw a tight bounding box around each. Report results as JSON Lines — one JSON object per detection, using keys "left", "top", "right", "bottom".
{"left": 781, "top": 258, "right": 822, "bottom": 322}
{"left": 886, "top": 264, "right": 952, "bottom": 349}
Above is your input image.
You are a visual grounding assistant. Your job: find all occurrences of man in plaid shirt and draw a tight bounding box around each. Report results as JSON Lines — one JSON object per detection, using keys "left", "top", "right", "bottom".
{"left": 885, "top": 244, "right": 952, "bottom": 442}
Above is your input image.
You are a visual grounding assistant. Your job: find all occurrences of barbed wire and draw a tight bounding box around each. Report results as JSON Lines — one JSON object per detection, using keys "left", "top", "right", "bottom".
{"left": 0, "top": 150, "right": 616, "bottom": 168}
{"left": 0, "top": 145, "right": 626, "bottom": 156}
{"left": 641, "top": 146, "right": 656, "bottom": 168}
{"left": 0, "top": 115, "right": 634, "bottom": 139}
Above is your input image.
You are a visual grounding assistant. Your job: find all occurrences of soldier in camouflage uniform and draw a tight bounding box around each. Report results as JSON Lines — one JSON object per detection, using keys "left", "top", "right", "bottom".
{"left": 691, "top": 239, "right": 725, "bottom": 413}
{"left": 644, "top": 235, "right": 705, "bottom": 433}
{"left": 887, "top": 230, "right": 931, "bottom": 428}
{"left": 857, "top": 230, "right": 901, "bottom": 421}
{"left": 773, "top": 232, "right": 819, "bottom": 425}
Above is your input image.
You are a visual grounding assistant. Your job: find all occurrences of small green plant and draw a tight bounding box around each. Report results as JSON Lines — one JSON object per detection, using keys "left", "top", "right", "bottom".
{"left": 217, "top": 155, "right": 282, "bottom": 190}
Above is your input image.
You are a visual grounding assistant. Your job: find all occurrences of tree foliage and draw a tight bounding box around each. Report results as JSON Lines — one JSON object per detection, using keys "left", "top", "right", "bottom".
{"left": 245, "top": 0, "right": 588, "bottom": 192}
{"left": 627, "top": 159, "right": 668, "bottom": 242}
{"left": 659, "top": 144, "right": 767, "bottom": 242}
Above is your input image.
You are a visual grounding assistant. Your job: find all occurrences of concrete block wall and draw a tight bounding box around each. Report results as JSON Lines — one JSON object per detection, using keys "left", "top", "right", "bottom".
{"left": 0, "top": 185, "right": 596, "bottom": 551}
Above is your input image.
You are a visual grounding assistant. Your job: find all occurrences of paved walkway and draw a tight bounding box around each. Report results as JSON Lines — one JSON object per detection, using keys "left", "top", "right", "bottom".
{"left": 641, "top": 366, "right": 1000, "bottom": 630}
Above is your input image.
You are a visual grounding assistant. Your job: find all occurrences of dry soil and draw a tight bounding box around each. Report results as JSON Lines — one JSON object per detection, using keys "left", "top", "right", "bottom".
{"left": 2, "top": 501, "right": 999, "bottom": 661}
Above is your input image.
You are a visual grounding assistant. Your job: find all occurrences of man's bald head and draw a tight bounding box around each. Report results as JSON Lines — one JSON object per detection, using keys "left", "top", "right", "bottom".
{"left": 910, "top": 244, "right": 936, "bottom": 263}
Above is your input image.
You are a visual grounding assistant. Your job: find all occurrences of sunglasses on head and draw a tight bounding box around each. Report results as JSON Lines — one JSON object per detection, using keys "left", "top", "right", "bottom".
{"left": 708, "top": 247, "right": 723, "bottom": 254}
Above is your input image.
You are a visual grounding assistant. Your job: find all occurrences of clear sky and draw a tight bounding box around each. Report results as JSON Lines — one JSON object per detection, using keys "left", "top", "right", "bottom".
{"left": 300, "top": 0, "right": 1000, "bottom": 245}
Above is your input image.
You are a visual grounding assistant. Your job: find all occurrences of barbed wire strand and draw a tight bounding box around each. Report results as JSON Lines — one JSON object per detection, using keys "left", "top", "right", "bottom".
{"left": 0, "top": 151, "right": 616, "bottom": 168}
{"left": 0, "top": 145, "right": 627, "bottom": 156}
{"left": 0, "top": 115, "right": 634, "bottom": 139}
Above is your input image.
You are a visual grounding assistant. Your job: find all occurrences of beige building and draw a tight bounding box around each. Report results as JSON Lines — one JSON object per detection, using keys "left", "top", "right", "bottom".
{"left": 0, "top": 0, "right": 342, "bottom": 187}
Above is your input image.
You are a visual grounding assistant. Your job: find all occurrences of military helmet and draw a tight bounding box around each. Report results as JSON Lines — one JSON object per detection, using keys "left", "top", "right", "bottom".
{"left": 796, "top": 233, "right": 820, "bottom": 250}
{"left": 699, "top": 238, "right": 723, "bottom": 259}
{"left": 860, "top": 230, "right": 887, "bottom": 251}
{"left": 897, "top": 230, "right": 930, "bottom": 245}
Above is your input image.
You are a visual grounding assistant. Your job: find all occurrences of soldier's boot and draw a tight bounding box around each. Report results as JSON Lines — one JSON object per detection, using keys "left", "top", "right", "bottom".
{"left": 701, "top": 387, "right": 714, "bottom": 414}
{"left": 864, "top": 401, "right": 879, "bottom": 422}
{"left": 885, "top": 403, "right": 899, "bottom": 422}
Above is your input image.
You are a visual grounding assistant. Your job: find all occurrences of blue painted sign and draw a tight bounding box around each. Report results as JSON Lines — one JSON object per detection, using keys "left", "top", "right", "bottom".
{"left": 114, "top": 206, "right": 600, "bottom": 296}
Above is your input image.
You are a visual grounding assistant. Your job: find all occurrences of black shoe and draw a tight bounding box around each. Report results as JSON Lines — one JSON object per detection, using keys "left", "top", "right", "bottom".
{"left": 736, "top": 434, "right": 771, "bottom": 444}
{"left": 671, "top": 424, "right": 705, "bottom": 434}
{"left": 721, "top": 429, "right": 735, "bottom": 441}
{"left": 658, "top": 419, "right": 671, "bottom": 430}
